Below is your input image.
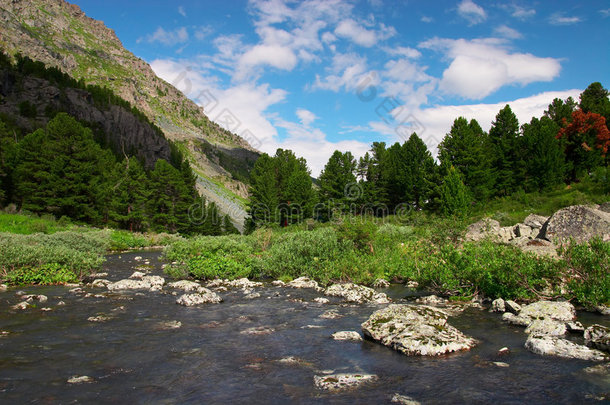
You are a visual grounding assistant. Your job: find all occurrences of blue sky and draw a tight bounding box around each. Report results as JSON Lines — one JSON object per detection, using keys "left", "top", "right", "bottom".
{"left": 74, "top": 0, "right": 610, "bottom": 176}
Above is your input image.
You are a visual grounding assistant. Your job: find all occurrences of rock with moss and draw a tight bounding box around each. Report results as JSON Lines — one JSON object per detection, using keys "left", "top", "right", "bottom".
{"left": 107, "top": 275, "right": 165, "bottom": 292}
{"left": 392, "top": 393, "right": 421, "bottom": 404}
{"left": 176, "top": 289, "right": 222, "bottom": 306}
{"left": 325, "top": 283, "right": 390, "bottom": 304}
{"left": 465, "top": 218, "right": 501, "bottom": 242}
{"left": 167, "top": 280, "right": 205, "bottom": 293}
{"left": 504, "top": 300, "right": 521, "bottom": 314}
{"left": 491, "top": 298, "right": 505, "bottom": 312}
{"left": 373, "top": 279, "right": 390, "bottom": 288}
{"left": 361, "top": 304, "right": 477, "bottom": 356}
{"left": 206, "top": 278, "right": 262, "bottom": 289}
{"left": 524, "top": 319, "right": 567, "bottom": 336}
{"left": 331, "top": 331, "right": 363, "bottom": 341}
{"left": 287, "top": 277, "right": 322, "bottom": 291}
{"left": 584, "top": 325, "right": 610, "bottom": 352}
{"left": 518, "top": 301, "right": 576, "bottom": 323}
{"left": 313, "top": 373, "right": 378, "bottom": 391}
{"left": 542, "top": 205, "right": 610, "bottom": 244}
{"left": 525, "top": 335, "right": 607, "bottom": 361}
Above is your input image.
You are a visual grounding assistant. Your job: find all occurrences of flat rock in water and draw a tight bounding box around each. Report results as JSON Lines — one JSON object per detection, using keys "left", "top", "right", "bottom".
{"left": 584, "top": 325, "right": 610, "bottom": 352}
{"left": 91, "top": 279, "right": 111, "bottom": 288}
{"left": 0, "top": 284, "right": 7, "bottom": 292}
{"left": 373, "top": 279, "right": 390, "bottom": 288}
{"left": 176, "top": 289, "right": 222, "bottom": 306}
{"left": 524, "top": 319, "right": 567, "bottom": 336}
{"left": 525, "top": 335, "right": 608, "bottom": 361}
{"left": 504, "top": 300, "right": 521, "bottom": 314}
{"left": 324, "top": 283, "right": 390, "bottom": 304}
{"left": 391, "top": 393, "right": 421, "bottom": 404}
{"left": 314, "top": 297, "right": 330, "bottom": 304}
{"left": 361, "top": 304, "right": 477, "bottom": 356}
{"left": 207, "top": 278, "right": 262, "bottom": 289}
{"left": 22, "top": 294, "right": 47, "bottom": 303}
{"left": 67, "top": 375, "right": 93, "bottom": 384}
{"left": 107, "top": 275, "right": 165, "bottom": 292}
{"left": 491, "top": 298, "right": 505, "bottom": 313}
{"left": 415, "top": 295, "right": 447, "bottom": 306}
{"left": 518, "top": 301, "right": 576, "bottom": 323}
{"left": 331, "top": 331, "right": 363, "bottom": 341}
{"left": 313, "top": 373, "right": 377, "bottom": 391}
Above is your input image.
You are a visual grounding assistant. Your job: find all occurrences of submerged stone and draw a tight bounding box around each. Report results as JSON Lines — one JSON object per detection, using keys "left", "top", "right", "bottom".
{"left": 525, "top": 335, "right": 608, "bottom": 361}
{"left": 175, "top": 289, "right": 222, "bottom": 306}
{"left": 67, "top": 375, "right": 93, "bottom": 384}
{"left": 325, "top": 283, "right": 389, "bottom": 304}
{"left": 361, "top": 304, "right": 477, "bottom": 356}
{"left": 313, "top": 373, "right": 378, "bottom": 391}
{"left": 584, "top": 325, "right": 610, "bottom": 352}
{"left": 331, "top": 331, "right": 363, "bottom": 341}
{"left": 391, "top": 393, "right": 421, "bottom": 404}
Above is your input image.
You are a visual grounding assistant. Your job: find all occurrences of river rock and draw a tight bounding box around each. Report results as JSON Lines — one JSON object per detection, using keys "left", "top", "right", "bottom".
{"left": 373, "top": 278, "right": 390, "bottom": 288}
{"left": 11, "top": 301, "right": 29, "bottom": 310}
{"left": 271, "top": 280, "right": 286, "bottom": 287}
{"left": 331, "top": 331, "right": 363, "bottom": 341}
{"left": 287, "top": 277, "right": 321, "bottom": 290}
{"left": 87, "top": 315, "right": 111, "bottom": 322}
{"left": 0, "top": 284, "right": 7, "bottom": 292}
{"left": 157, "top": 320, "right": 182, "bottom": 330}
{"left": 566, "top": 321, "right": 584, "bottom": 333}
{"left": 107, "top": 275, "right": 165, "bottom": 292}
{"left": 524, "top": 319, "right": 567, "bottom": 336}
{"left": 391, "top": 393, "right": 421, "bottom": 405}
{"left": 583, "top": 363, "right": 610, "bottom": 376}
{"left": 525, "top": 335, "right": 608, "bottom": 361}
{"left": 504, "top": 300, "right": 521, "bottom": 314}
{"left": 241, "top": 326, "right": 275, "bottom": 335}
{"left": 584, "top": 325, "right": 610, "bottom": 352}
{"left": 325, "top": 283, "right": 390, "bottom": 304}
{"left": 406, "top": 281, "right": 419, "bottom": 288}
{"left": 207, "top": 278, "right": 263, "bottom": 289}
{"left": 167, "top": 280, "right": 204, "bottom": 293}
{"left": 67, "top": 375, "right": 93, "bottom": 384}
{"left": 415, "top": 295, "right": 447, "bottom": 306}
{"left": 542, "top": 205, "right": 610, "bottom": 244}
{"left": 22, "top": 294, "right": 47, "bottom": 303}
{"left": 176, "top": 289, "right": 222, "bottom": 306}
{"left": 595, "top": 305, "right": 610, "bottom": 316}
{"left": 91, "top": 279, "right": 111, "bottom": 288}
{"left": 313, "top": 373, "right": 378, "bottom": 391}
{"left": 518, "top": 301, "right": 576, "bottom": 322}
{"left": 129, "top": 271, "right": 146, "bottom": 279}
{"left": 314, "top": 297, "right": 330, "bottom": 304}
{"left": 320, "top": 309, "right": 342, "bottom": 319}
{"left": 361, "top": 304, "right": 477, "bottom": 356}
{"left": 491, "top": 298, "right": 505, "bottom": 313}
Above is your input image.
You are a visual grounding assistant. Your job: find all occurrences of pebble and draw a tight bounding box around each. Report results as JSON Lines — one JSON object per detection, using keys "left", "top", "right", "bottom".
{"left": 67, "top": 375, "right": 93, "bottom": 384}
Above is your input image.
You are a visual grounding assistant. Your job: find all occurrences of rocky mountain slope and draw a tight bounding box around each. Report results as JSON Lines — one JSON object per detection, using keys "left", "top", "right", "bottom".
{"left": 0, "top": 0, "right": 259, "bottom": 227}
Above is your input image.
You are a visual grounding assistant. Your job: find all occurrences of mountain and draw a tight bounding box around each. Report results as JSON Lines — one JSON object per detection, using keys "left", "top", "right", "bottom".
{"left": 0, "top": 0, "right": 259, "bottom": 229}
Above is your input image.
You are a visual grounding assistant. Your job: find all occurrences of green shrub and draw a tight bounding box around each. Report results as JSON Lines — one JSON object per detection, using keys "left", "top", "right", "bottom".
{"left": 6, "top": 263, "right": 79, "bottom": 284}
{"left": 186, "top": 251, "right": 258, "bottom": 280}
{"left": 561, "top": 238, "right": 610, "bottom": 308}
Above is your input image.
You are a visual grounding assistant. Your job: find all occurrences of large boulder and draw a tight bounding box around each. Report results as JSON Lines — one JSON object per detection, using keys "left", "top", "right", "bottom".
{"left": 325, "top": 283, "right": 390, "bottom": 304}
{"left": 313, "top": 373, "right": 378, "bottom": 391}
{"left": 167, "top": 280, "right": 205, "bottom": 292}
{"left": 584, "top": 325, "right": 610, "bottom": 352}
{"left": 523, "top": 214, "right": 548, "bottom": 231}
{"left": 525, "top": 335, "right": 607, "bottom": 361}
{"left": 502, "top": 301, "right": 576, "bottom": 337}
{"left": 287, "top": 277, "right": 322, "bottom": 290}
{"left": 542, "top": 205, "right": 610, "bottom": 244}
{"left": 361, "top": 304, "right": 477, "bottom": 356}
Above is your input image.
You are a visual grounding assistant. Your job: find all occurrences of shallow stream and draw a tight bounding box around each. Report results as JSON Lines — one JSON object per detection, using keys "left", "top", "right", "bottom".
{"left": 0, "top": 251, "right": 608, "bottom": 404}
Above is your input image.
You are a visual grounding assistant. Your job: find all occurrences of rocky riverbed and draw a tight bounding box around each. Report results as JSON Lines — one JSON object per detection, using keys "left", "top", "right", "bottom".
{"left": 0, "top": 251, "right": 608, "bottom": 404}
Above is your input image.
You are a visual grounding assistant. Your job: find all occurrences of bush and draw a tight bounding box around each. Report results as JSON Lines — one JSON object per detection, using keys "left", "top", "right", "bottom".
{"left": 561, "top": 238, "right": 610, "bottom": 308}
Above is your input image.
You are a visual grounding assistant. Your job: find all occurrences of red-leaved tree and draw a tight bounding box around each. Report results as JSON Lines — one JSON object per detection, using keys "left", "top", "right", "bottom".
{"left": 557, "top": 110, "right": 610, "bottom": 181}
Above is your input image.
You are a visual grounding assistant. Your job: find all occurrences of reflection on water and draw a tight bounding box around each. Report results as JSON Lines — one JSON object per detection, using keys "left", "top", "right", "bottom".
{"left": 0, "top": 251, "right": 608, "bottom": 404}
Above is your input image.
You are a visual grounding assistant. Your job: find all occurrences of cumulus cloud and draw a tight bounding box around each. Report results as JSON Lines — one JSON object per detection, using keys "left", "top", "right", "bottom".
{"left": 509, "top": 5, "right": 536, "bottom": 19}
{"left": 494, "top": 25, "right": 523, "bottom": 39}
{"left": 420, "top": 38, "right": 561, "bottom": 99}
{"left": 178, "top": 6, "right": 186, "bottom": 17}
{"left": 311, "top": 52, "right": 370, "bottom": 92}
{"left": 421, "top": 16, "right": 433, "bottom": 23}
{"left": 549, "top": 13, "right": 583, "bottom": 25}
{"left": 334, "top": 18, "right": 395, "bottom": 47}
{"left": 137, "top": 27, "right": 189, "bottom": 46}
{"left": 296, "top": 108, "right": 317, "bottom": 126}
{"left": 383, "top": 46, "right": 421, "bottom": 59}
{"left": 457, "top": 0, "right": 487, "bottom": 25}
{"left": 238, "top": 44, "right": 298, "bottom": 75}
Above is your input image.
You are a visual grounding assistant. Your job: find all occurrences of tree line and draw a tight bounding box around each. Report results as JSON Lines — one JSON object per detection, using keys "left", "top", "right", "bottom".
{"left": 248, "top": 82, "right": 610, "bottom": 226}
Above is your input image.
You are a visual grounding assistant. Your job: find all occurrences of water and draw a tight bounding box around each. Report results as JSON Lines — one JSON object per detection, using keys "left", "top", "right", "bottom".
{"left": 0, "top": 251, "right": 608, "bottom": 404}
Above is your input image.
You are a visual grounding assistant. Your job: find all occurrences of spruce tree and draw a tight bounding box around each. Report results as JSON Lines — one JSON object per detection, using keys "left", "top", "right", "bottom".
{"left": 520, "top": 116, "right": 565, "bottom": 191}
{"left": 248, "top": 153, "right": 280, "bottom": 226}
{"left": 402, "top": 133, "right": 437, "bottom": 210}
{"left": 110, "top": 157, "right": 150, "bottom": 232}
{"left": 439, "top": 166, "right": 471, "bottom": 217}
{"left": 489, "top": 105, "right": 520, "bottom": 196}
{"left": 318, "top": 150, "right": 357, "bottom": 212}
{"left": 579, "top": 82, "right": 610, "bottom": 126}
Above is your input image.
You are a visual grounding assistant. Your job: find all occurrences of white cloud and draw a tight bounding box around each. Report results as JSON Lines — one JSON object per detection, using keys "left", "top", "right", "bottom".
{"left": 421, "top": 16, "right": 433, "bottom": 23}
{"left": 194, "top": 26, "right": 213, "bottom": 41}
{"left": 549, "top": 13, "right": 582, "bottom": 25}
{"left": 334, "top": 18, "right": 395, "bottom": 47}
{"left": 601, "top": 9, "right": 610, "bottom": 18}
{"left": 494, "top": 25, "right": 523, "bottom": 39}
{"left": 457, "top": 0, "right": 487, "bottom": 25}
{"left": 383, "top": 46, "right": 421, "bottom": 59}
{"left": 311, "top": 52, "right": 370, "bottom": 92}
{"left": 296, "top": 108, "right": 317, "bottom": 126}
{"left": 509, "top": 5, "right": 535, "bottom": 19}
{"left": 238, "top": 44, "right": 298, "bottom": 76}
{"left": 420, "top": 38, "right": 561, "bottom": 99}
{"left": 178, "top": 6, "right": 186, "bottom": 17}
{"left": 137, "top": 27, "right": 189, "bottom": 46}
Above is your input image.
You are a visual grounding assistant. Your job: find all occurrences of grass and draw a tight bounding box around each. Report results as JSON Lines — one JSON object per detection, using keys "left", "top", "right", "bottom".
{"left": 0, "top": 212, "right": 76, "bottom": 234}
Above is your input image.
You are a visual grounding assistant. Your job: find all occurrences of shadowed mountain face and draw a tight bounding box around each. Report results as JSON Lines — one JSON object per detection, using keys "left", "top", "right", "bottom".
{"left": 0, "top": 0, "right": 259, "bottom": 223}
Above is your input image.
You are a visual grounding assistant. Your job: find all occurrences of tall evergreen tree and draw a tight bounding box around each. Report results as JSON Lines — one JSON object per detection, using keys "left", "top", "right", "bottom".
{"left": 579, "top": 82, "right": 610, "bottom": 126}
{"left": 520, "top": 116, "right": 565, "bottom": 191}
{"left": 0, "top": 120, "right": 15, "bottom": 206}
{"left": 110, "top": 157, "right": 150, "bottom": 232}
{"left": 248, "top": 153, "right": 280, "bottom": 226}
{"left": 358, "top": 142, "right": 388, "bottom": 207}
{"left": 402, "top": 133, "right": 437, "bottom": 210}
{"left": 438, "top": 117, "right": 494, "bottom": 202}
{"left": 489, "top": 105, "right": 520, "bottom": 196}
{"left": 544, "top": 97, "right": 577, "bottom": 127}
{"left": 439, "top": 166, "right": 471, "bottom": 217}
{"left": 318, "top": 150, "right": 357, "bottom": 212}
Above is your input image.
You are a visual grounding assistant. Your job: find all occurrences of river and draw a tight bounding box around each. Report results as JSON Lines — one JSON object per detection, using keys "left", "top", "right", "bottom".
{"left": 0, "top": 251, "right": 608, "bottom": 404}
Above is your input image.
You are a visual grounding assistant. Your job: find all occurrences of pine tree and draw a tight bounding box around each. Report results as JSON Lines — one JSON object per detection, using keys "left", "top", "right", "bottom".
{"left": 439, "top": 166, "right": 471, "bottom": 217}
{"left": 544, "top": 97, "right": 577, "bottom": 127}
{"left": 489, "top": 105, "right": 520, "bottom": 196}
{"left": 438, "top": 117, "right": 494, "bottom": 202}
{"left": 579, "top": 82, "right": 610, "bottom": 126}
{"left": 110, "top": 157, "right": 150, "bottom": 232}
{"left": 402, "top": 133, "right": 437, "bottom": 210}
{"left": 318, "top": 150, "right": 357, "bottom": 212}
{"left": 358, "top": 142, "right": 388, "bottom": 208}
{"left": 520, "top": 116, "right": 565, "bottom": 191}
{"left": 248, "top": 153, "right": 280, "bottom": 226}
{"left": 0, "top": 120, "right": 15, "bottom": 206}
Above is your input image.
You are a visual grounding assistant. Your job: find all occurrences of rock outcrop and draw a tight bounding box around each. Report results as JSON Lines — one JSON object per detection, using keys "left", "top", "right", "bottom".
{"left": 176, "top": 289, "right": 222, "bottom": 306}
{"left": 361, "top": 304, "right": 477, "bottom": 356}
{"left": 107, "top": 274, "right": 165, "bottom": 292}
{"left": 542, "top": 205, "right": 610, "bottom": 244}
{"left": 287, "top": 277, "right": 322, "bottom": 291}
